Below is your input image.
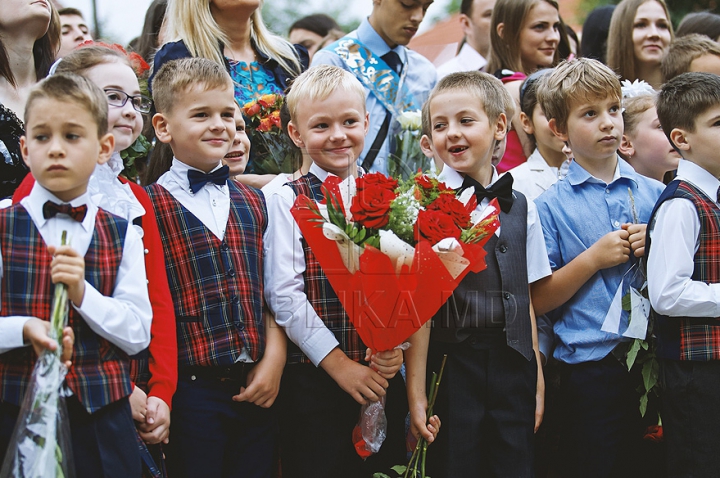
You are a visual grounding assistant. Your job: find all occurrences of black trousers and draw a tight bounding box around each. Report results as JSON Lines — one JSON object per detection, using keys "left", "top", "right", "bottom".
{"left": 426, "top": 336, "right": 537, "bottom": 478}
{"left": 661, "top": 359, "right": 720, "bottom": 478}
{"left": 276, "top": 363, "right": 407, "bottom": 478}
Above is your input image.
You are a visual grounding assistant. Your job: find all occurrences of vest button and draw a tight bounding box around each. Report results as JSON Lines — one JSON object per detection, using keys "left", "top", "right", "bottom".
{"left": 232, "top": 295, "right": 240, "bottom": 304}
{"left": 228, "top": 269, "right": 236, "bottom": 277}
{"left": 221, "top": 243, "right": 230, "bottom": 251}
{"left": 499, "top": 245, "right": 508, "bottom": 253}
{"left": 503, "top": 292, "right": 511, "bottom": 300}
{"left": 237, "top": 322, "right": 245, "bottom": 331}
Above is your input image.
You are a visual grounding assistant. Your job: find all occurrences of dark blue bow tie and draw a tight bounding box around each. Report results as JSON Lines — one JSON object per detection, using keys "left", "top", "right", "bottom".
{"left": 458, "top": 173, "right": 514, "bottom": 214}
{"left": 187, "top": 165, "right": 229, "bottom": 194}
{"left": 42, "top": 201, "right": 88, "bottom": 222}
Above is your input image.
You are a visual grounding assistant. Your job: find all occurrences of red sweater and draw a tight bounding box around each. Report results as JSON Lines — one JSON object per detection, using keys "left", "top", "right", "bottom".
{"left": 13, "top": 174, "right": 178, "bottom": 408}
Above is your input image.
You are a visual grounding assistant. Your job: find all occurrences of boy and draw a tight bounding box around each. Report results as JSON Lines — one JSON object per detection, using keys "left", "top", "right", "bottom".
{"left": 650, "top": 72, "right": 720, "bottom": 476}
{"left": 407, "top": 71, "right": 550, "bottom": 478}
{"left": 661, "top": 34, "right": 720, "bottom": 82}
{"left": 263, "top": 65, "right": 408, "bottom": 478}
{"left": 147, "top": 57, "right": 285, "bottom": 478}
{"left": 532, "top": 58, "right": 664, "bottom": 477}
{"left": 0, "top": 73, "right": 152, "bottom": 477}
{"left": 57, "top": 7, "right": 93, "bottom": 59}
{"left": 312, "top": 0, "right": 437, "bottom": 175}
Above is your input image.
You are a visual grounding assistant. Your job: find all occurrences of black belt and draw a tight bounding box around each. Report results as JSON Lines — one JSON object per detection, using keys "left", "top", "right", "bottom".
{"left": 179, "top": 363, "right": 253, "bottom": 382}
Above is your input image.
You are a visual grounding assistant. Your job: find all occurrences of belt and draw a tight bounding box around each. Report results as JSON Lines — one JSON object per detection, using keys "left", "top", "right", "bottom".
{"left": 179, "top": 363, "right": 254, "bottom": 382}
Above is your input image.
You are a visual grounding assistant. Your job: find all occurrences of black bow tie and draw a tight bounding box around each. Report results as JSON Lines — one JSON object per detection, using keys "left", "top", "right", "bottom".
{"left": 458, "top": 173, "right": 514, "bottom": 213}
{"left": 42, "top": 201, "right": 88, "bottom": 222}
{"left": 187, "top": 165, "right": 229, "bottom": 194}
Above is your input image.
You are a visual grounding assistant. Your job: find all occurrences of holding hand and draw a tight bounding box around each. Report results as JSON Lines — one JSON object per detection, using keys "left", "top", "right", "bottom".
{"left": 22, "top": 318, "right": 74, "bottom": 367}
{"left": 365, "top": 347, "right": 404, "bottom": 379}
{"left": 321, "top": 348, "right": 388, "bottom": 405}
{"left": 232, "top": 359, "right": 284, "bottom": 408}
{"left": 138, "top": 396, "right": 171, "bottom": 444}
{"left": 48, "top": 245, "right": 85, "bottom": 306}
{"left": 623, "top": 223, "right": 647, "bottom": 257}
{"left": 588, "top": 229, "right": 631, "bottom": 270}
{"left": 409, "top": 398, "right": 441, "bottom": 444}
{"left": 129, "top": 386, "right": 148, "bottom": 422}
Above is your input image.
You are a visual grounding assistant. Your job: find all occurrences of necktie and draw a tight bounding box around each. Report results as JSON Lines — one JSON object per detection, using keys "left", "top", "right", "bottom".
{"left": 459, "top": 173, "right": 515, "bottom": 214}
{"left": 382, "top": 50, "right": 403, "bottom": 75}
{"left": 187, "top": 165, "right": 230, "bottom": 194}
{"left": 42, "top": 201, "right": 88, "bottom": 222}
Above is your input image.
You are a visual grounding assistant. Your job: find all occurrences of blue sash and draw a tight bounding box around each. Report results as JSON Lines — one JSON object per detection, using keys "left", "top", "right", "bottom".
{"left": 325, "top": 37, "right": 422, "bottom": 117}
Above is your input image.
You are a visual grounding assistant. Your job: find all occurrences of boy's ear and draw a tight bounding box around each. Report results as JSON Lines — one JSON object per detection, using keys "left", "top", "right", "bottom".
{"left": 670, "top": 128, "right": 690, "bottom": 152}
{"left": 618, "top": 135, "right": 635, "bottom": 159}
{"left": 363, "top": 111, "right": 370, "bottom": 136}
{"left": 97, "top": 133, "right": 114, "bottom": 165}
{"left": 519, "top": 112, "right": 534, "bottom": 135}
{"left": 548, "top": 118, "right": 569, "bottom": 142}
{"left": 152, "top": 113, "right": 172, "bottom": 144}
{"left": 496, "top": 23, "right": 505, "bottom": 40}
{"left": 20, "top": 136, "right": 30, "bottom": 168}
{"left": 493, "top": 113, "right": 508, "bottom": 141}
{"left": 419, "top": 134, "right": 434, "bottom": 158}
{"left": 287, "top": 121, "right": 304, "bottom": 148}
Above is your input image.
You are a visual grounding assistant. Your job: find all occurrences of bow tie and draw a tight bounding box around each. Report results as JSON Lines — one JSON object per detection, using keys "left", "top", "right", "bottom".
{"left": 42, "top": 201, "right": 88, "bottom": 222}
{"left": 458, "top": 173, "right": 514, "bottom": 213}
{"left": 187, "top": 165, "right": 229, "bottom": 194}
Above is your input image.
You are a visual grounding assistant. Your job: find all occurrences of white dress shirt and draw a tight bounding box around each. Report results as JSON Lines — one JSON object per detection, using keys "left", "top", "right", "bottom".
{"left": 648, "top": 159, "right": 720, "bottom": 317}
{"left": 436, "top": 43, "right": 488, "bottom": 79}
{"left": 505, "top": 149, "right": 570, "bottom": 202}
{"left": 263, "top": 163, "right": 343, "bottom": 366}
{"left": 0, "top": 183, "right": 152, "bottom": 355}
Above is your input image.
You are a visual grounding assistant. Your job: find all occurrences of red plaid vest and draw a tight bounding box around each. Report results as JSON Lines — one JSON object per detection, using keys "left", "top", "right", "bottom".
{"left": 145, "top": 181, "right": 266, "bottom": 366}
{"left": 286, "top": 175, "right": 365, "bottom": 364}
{"left": 0, "top": 204, "right": 131, "bottom": 413}
{"left": 648, "top": 180, "right": 720, "bottom": 361}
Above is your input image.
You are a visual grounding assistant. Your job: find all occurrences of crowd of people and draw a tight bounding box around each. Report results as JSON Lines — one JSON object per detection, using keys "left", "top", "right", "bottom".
{"left": 2, "top": 0, "right": 720, "bottom": 477}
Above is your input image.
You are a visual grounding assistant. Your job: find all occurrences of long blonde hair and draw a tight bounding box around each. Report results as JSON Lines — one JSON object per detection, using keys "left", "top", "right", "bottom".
{"left": 164, "top": 0, "right": 301, "bottom": 76}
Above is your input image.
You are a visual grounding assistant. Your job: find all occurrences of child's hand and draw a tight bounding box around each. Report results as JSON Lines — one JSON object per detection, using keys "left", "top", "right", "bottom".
{"left": 22, "top": 318, "right": 74, "bottom": 366}
{"left": 129, "top": 386, "right": 148, "bottom": 422}
{"left": 232, "top": 357, "right": 284, "bottom": 408}
{"left": 321, "top": 349, "right": 388, "bottom": 405}
{"left": 409, "top": 398, "right": 441, "bottom": 444}
{"left": 48, "top": 245, "right": 85, "bottom": 306}
{"left": 365, "top": 347, "right": 403, "bottom": 380}
{"left": 138, "top": 396, "right": 171, "bottom": 445}
{"left": 623, "top": 223, "right": 647, "bottom": 257}
{"left": 588, "top": 230, "right": 631, "bottom": 270}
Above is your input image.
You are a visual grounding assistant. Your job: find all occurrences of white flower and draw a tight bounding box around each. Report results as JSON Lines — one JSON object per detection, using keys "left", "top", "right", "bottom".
{"left": 621, "top": 79, "right": 655, "bottom": 99}
{"left": 397, "top": 110, "right": 422, "bottom": 131}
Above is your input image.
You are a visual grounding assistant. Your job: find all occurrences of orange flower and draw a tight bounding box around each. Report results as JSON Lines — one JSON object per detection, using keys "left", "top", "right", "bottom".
{"left": 257, "top": 117, "right": 273, "bottom": 132}
{"left": 244, "top": 102, "right": 261, "bottom": 117}
{"left": 258, "top": 94, "right": 278, "bottom": 108}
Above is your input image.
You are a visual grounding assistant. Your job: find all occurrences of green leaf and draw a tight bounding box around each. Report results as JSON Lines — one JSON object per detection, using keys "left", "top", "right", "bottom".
{"left": 391, "top": 465, "right": 408, "bottom": 473}
{"left": 626, "top": 339, "right": 642, "bottom": 370}
{"left": 639, "top": 392, "right": 648, "bottom": 417}
{"left": 621, "top": 292, "right": 632, "bottom": 312}
{"left": 373, "top": 474, "right": 392, "bottom": 478}
{"left": 642, "top": 357, "right": 659, "bottom": 392}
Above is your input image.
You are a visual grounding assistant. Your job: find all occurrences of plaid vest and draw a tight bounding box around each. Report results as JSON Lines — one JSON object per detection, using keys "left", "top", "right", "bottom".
{"left": 648, "top": 180, "right": 720, "bottom": 361}
{"left": 145, "top": 181, "right": 266, "bottom": 366}
{"left": 0, "top": 205, "right": 131, "bottom": 413}
{"left": 286, "top": 174, "right": 365, "bottom": 364}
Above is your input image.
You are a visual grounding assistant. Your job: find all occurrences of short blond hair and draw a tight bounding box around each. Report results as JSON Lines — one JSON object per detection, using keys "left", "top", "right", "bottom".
{"left": 285, "top": 65, "right": 366, "bottom": 124}
{"left": 421, "top": 71, "right": 511, "bottom": 138}
{"left": 25, "top": 72, "right": 108, "bottom": 138}
{"left": 151, "top": 57, "right": 233, "bottom": 114}
{"left": 661, "top": 34, "right": 720, "bottom": 82}
{"left": 537, "top": 58, "right": 621, "bottom": 133}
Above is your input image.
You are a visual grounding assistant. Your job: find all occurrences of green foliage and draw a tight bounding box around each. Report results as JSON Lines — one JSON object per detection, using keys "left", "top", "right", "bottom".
{"left": 261, "top": 0, "right": 360, "bottom": 37}
{"left": 120, "top": 134, "right": 151, "bottom": 183}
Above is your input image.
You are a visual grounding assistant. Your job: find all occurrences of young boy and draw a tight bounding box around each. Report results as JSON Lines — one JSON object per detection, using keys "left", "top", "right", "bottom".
{"left": 650, "top": 71, "right": 720, "bottom": 476}
{"left": 532, "top": 58, "right": 665, "bottom": 477}
{"left": 263, "top": 65, "right": 408, "bottom": 478}
{"left": 407, "top": 71, "right": 551, "bottom": 478}
{"left": 661, "top": 34, "right": 720, "bottom": 82}
{"left": 0, "top": 73, "right": 152, "bottom": 478}
{"left": 147, "top": 58, "right": 286, "bottom": 478}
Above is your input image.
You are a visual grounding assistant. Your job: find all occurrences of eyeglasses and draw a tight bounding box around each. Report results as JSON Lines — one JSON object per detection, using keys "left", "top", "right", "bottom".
{"left": 104, "top": 88, "right": 153, "bottom": 114}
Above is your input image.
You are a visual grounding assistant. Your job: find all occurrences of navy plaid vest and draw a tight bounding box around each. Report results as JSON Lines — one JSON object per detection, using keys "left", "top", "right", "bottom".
{"left": 145, "top": 181, "right": 266, "bottom": 366}
{"left": 286, "top": 174, "right": 365, "bottom": 364}
{"left": 647, "top": 180, "right": 720, "bottom": 361}
{"left": 0, "top": 204, "right": 131, "bottom": 413}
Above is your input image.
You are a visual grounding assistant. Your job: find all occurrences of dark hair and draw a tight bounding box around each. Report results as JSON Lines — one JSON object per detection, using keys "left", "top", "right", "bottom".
{"left": 57, "top": 7, "right": 85, "bottom": 18}
{"left": 134, "top": 0, "right": 168, "bottom": 64}
{"left": 460, "top": 0, "right": 474, "bottom": 16}
{"left": 558, "top": 21, "right": 579, "bottom": 60}
{"left": 676, "top": 12, "right": 720, "bottom": 40}
{"left": 288, "top": 14, "right": 341, "bottom": 37}
{"left": 580, "top": 5, "right": 615, "bottom": 63}
{"left": 657, "top": 72, "right": 720, "bottom": 145}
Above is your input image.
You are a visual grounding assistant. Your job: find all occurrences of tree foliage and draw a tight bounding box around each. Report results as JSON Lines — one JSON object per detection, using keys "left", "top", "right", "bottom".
{"left": 261, "top": 0, "right": 360, "bottom": 38}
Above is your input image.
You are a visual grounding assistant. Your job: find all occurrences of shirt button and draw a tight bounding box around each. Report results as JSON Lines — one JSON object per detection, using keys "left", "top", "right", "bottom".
{"left": 212, "top": 199, "right": 217, "bottom": 207}
{"left": 613, "top": 220, "right": 620, "bottom": 228}
{"left": 606, "top": 189, "right": 610, "bottom": 194}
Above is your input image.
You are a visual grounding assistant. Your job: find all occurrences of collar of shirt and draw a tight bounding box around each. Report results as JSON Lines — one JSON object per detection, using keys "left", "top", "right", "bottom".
{"left": 437, "top": 164, "right": 499, "bottom": 190}
{"left": 676, "top": 158, "right": 720, "bottom": 203}
{"left": 357, "top": 18, "right": 406, "bottom": 63}
{"left": 24, "top": 182, "right": 96, "bottom": 233}
{"left": 168, "top": 158, "right": 227, "bottom": 194}
{"left": 455, "top": 43, "right": 487, "bottom": 70}
{"left": 566, "top": 155, "right": 637, "bottom": 187}
{"left": 308, "top": 163, "right": 364, "bottom": 183}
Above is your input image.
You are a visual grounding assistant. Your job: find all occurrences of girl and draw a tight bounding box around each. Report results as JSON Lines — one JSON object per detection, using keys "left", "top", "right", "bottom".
{"left": 13, "top": 44, "right": 178, "bottom": 448}
{"left": 510, "top": 68, "right": 570, "bottom": 201}
{"left": 607, "top": 0, "right": 674, "bottom": 89}
{"left": 147, "top": 0, "right": 308, "bottom": 187}
{"left": 487, "top": 0, "right": 565, "bottom": 172}
{"left": 618, "top": 80, "right": 680, "bottom": 183}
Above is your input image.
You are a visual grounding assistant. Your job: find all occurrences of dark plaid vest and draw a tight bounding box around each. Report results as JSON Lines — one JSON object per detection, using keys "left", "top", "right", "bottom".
{"left": 286, "top": 174, "right": 365, "bottom": 364}
{"left": 145, "top": 181, "right": 266, "bottom": 366}
{"left": 0, "top": 204, "right": 131, "bottom": 413}
{"left": 431, "top": 191, "right": 534, "bottom": 360}
{"left": 647, "top": 180, "right": 720, "bottom": 361}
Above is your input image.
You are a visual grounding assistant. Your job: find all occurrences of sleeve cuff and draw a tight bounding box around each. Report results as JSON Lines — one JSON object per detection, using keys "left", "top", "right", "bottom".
{"left": 302, "top": 329, "right": 341, "bottom": 367}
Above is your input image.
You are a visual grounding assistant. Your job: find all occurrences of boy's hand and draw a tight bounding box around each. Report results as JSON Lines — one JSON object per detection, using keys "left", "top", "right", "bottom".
{"left": 48, "top": 245, "right": 85, "bottom": 306}
{"left": 588, "top": 230, "right": 631, "bottom": 270}
{"left": 623, "top": 223, "right": 647, "bottom": 257}
{"left": 22, "top": 318, "right": 74, "bottom": 366}
{"left": 365, "top": 348, "right": 403, "bottom": 379}
{"left": 129, "top": 386, "right": 148, "bottom": 422}
{"left": 232, "top": 357, "right": 284, "bottom": 408}
{"left": 321, "top": 348, "right": 388, "bottom": 405}
{"left": 409, "top": 397, "right": 441, "bottom": 444}
{"left": 138, "top": 396, "right": 171, "bottom": 444}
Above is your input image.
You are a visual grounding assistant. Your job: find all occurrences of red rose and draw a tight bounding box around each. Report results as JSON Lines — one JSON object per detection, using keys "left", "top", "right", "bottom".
{"left": 258, "top": 94, "right": 278, "bottom": 108}
{"left": 351, "top": 185, "right": 395, "bottom": 229}
{"left": 356, "top": 172, "right": 398, "bottom": 192}
{"left": 415, "top": 174, "right": 435, "bottom": 190}
{"left": 643, "top": 425, "right": 663, "bottom": 442}
{"left": 437, "top": 181, "right": 453, "bottom": 192}
{"left": 243, "top": 102, "right": 261, "bottom": 117}
{"left": 257, "top": 117, "right": 273, "bottom": 132}
{"left": 428, "top": 193, "right": 471, "bottom": 228}
{"left": 415, "top": 209, "right": 461, "bottom": 244}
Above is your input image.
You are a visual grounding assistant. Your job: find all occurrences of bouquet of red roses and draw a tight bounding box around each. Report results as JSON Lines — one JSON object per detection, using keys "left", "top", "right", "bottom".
{"left": 291, "top": 172, "right": 499, "bottom": 457}
{"left": 242, "top": 94, "right": 300, "bottom": 175}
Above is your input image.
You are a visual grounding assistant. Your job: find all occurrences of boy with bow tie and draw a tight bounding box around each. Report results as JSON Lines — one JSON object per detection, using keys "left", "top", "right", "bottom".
{"left": 0, "top": 73, "right": 152, "bottom": 477}
{"left": 406, "top": 71, "right": 551, "bottom": 478}
{"left": 146, "top": 57, "right": 286, "bottom": 478}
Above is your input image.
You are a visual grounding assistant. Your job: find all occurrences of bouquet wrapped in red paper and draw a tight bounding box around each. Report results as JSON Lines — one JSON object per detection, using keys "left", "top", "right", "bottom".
{"left": 291, "top": 171, "right": 500, "bottom": 457}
